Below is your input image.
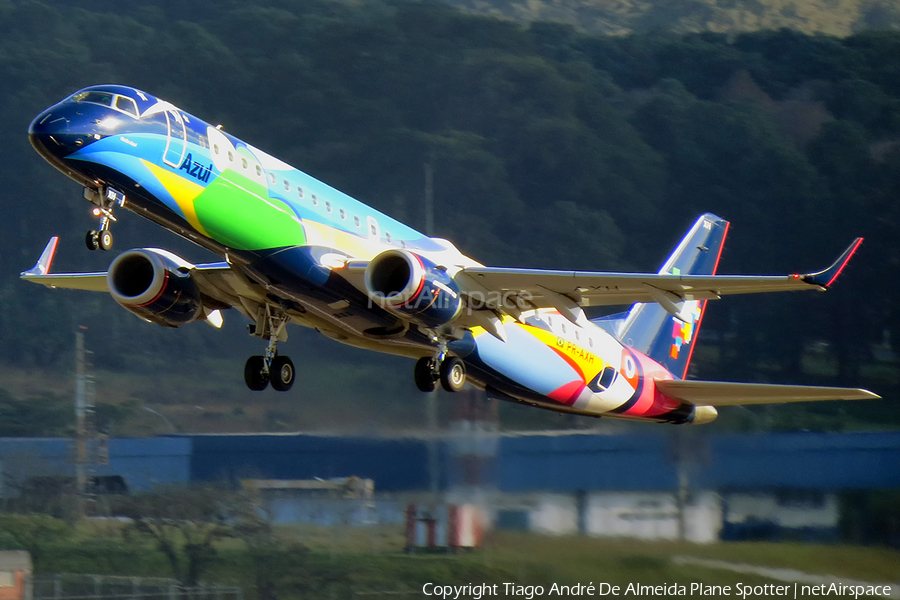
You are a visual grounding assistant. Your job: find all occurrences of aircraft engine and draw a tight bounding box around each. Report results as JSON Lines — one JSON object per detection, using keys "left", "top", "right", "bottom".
{"left": 364, "top": 249, "right": 463, "bottom": 328}
{"left": 107, "top": 249, "right": 204, "bottom": 327}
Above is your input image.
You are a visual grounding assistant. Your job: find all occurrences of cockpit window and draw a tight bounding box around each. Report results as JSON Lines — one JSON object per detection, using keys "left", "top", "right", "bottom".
{"left": 68, "top": 90, "right": 141, "bottom": 118}
{"left": 115, "top": 96, "right": 138, "bottom": 117}
{"left": 69, "top": 91, "right": 114, "bottom": 106}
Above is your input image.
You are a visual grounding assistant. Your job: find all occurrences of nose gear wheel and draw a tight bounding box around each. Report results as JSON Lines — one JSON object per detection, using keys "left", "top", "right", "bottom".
{"left": 84, "top": 186, "right": 122, "bottom": 251}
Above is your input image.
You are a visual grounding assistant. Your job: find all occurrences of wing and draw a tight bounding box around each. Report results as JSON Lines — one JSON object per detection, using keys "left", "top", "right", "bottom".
{"left": 656, "top": 379, "right": 880, "bottom": 406}
{"left": 453, "top": 237, "right": 863, "bottom": 321}
{"left": 20, "top": 237, "right": 244, "bottom": 327}
{"left": 19, "top": 237, "right": 109, "bottom": 291}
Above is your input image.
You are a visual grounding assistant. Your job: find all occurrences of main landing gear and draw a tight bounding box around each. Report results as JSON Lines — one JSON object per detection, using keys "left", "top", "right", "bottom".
{"left": 84, "top": 186, "right": 123, "bottom": 251}
{"left": 414, "top": 341, "right": 466, "bottom": 393}
{"left": 244, "top": 306, "right": 295, "bottom": 392}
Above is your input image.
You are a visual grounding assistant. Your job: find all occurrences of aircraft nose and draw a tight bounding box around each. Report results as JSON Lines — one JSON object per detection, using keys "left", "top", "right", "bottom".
{"left": 29, "top": 109, "right": 70, "bottom": 157}
{"left": 30, "top": 109, "right": 69, "bottom": 136}
{"left": 28, "top": 106, "right": 97, "bottom": 161}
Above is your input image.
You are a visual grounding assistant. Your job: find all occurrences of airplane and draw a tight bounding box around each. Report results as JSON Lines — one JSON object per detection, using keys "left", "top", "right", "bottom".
{"left": 22, "top": 84, "right": 879, "bottom": 424}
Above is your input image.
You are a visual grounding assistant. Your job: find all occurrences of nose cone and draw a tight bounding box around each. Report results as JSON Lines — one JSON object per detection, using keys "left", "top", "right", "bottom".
{"left": 29, "top": 107, "right": 78, "bottom": 162}
{"left": 29, "top": 103, "right": 110, "bottom": 167}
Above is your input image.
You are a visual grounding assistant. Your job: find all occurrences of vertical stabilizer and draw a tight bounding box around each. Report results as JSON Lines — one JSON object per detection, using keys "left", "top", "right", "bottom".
{"left": 617, "top": 213, "right": 729, "bottom": 379}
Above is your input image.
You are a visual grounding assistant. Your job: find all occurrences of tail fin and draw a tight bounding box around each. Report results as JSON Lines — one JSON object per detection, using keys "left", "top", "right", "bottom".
{"left": 617, "top": 213, "right": 729, "bottom": 379}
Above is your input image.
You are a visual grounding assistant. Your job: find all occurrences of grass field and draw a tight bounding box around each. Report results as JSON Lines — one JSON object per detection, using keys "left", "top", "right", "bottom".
{"left": 29, "top": 523, "right": 898, "bottom": 599}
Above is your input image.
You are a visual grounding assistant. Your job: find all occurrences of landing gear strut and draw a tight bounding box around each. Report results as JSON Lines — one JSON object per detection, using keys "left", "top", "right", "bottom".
{"left": 244, "top": 306, "right": 295, "bottom": 392}
{"left": 414, "top": 340, "right": 466, "bottom": 393}
{"left": 84, "top": 186, "right": 123, "bottom": 251}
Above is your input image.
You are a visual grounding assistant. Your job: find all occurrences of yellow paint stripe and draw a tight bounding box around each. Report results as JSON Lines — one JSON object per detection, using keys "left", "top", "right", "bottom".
{"left": 141, "top": 159, "right": 210, "bottom": 237}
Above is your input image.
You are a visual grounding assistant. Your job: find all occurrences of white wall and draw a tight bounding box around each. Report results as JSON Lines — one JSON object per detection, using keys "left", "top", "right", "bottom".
{"left": 585, "top": 491, "right": 722, "bottom": 544}
{"left": 528, "top": 494, "right": 579, "bottom": 535}
{"left": 723, "top": 492, "right": 838, "bottom": 529}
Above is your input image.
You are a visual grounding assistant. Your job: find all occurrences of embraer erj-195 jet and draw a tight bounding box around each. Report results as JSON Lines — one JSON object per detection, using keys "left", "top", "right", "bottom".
{"left": 22, "top": 85, "right": 878, "bottom": 424}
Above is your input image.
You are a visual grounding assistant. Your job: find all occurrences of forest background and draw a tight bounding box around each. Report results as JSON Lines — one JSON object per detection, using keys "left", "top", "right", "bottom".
{"left": 0, "top": 0, "right": 899, "bottom": 435}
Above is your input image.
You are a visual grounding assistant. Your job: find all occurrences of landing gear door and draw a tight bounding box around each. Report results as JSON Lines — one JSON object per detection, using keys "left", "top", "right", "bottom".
{"left": 163, "top": 110, "right": 187, "bottom": 168}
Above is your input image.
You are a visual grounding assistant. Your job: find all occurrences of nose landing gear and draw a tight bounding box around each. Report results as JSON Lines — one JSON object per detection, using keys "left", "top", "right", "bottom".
{"left": 244, "top": 306, "right": 295, "bottom": 392}
{"left": 84, "top": 186, "right": 123, "bottom": 251}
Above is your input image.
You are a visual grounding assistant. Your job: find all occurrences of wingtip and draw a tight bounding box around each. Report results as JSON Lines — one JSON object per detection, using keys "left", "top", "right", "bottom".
{"left": 857, "top": 388, "right": 881, "bottom": 400}
{"left": 20, "top": 236, "right": 60, "bottom": 278}
{"left": 801, "top": 237, "right": 863, "bottom": 288}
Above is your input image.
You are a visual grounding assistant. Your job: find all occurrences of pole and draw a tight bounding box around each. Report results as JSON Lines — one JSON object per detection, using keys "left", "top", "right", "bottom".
{"left": 424, "top": 160, "right": 434, "bottom": 239}
{"left": 424, "top": 159, "right": 439, "bottom": 497}
{"left": 75, "top": 329, "right": 87, "bottom": 518}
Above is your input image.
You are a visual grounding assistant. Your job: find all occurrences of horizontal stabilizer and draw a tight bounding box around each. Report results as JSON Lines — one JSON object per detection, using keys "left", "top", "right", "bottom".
{"left": 656, "top": 379, "right": 880, "bottom": 406}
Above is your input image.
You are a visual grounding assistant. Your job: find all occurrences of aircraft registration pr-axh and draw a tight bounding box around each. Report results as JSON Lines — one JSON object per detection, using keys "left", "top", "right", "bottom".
{"left": 22, "top": 85, "right": 879, "bottom": 424}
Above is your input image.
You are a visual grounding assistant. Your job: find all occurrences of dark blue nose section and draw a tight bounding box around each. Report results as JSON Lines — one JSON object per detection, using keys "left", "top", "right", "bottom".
{"left": 28, "top": 100, "right": 117, "bottom": 164}
{"left": 29, "top": 109, "right": 69, "bottom": 157}
{"left": 28, "top": 105, "right": 96, "bottom": 161}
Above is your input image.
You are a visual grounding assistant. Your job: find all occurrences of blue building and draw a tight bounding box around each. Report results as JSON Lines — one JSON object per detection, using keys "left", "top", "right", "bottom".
{"left": 1, "top": 431, "right": 898, "bottom": 541}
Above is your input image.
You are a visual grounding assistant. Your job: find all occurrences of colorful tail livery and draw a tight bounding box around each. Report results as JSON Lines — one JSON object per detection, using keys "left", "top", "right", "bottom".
{"left": 618, "top": 213, "right": 728, "bottom": 380}
{"left": 21, "top": 85, "right": 878, "bottom": 424}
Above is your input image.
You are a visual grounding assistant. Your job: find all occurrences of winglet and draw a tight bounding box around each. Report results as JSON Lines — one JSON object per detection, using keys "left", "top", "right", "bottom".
{"left": 21, "top": 236, "right": 59, "bottom": 278}
{"left": 800, "top": 237, "right": 863, "bottom": 288}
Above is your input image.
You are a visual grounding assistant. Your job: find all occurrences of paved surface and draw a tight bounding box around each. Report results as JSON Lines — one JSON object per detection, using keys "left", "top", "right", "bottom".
{"left": 673, "top": 556, "right": 899, "bottom": 598}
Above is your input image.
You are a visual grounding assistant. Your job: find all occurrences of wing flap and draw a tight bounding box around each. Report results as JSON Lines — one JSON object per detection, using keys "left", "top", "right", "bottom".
{"left": 656, "top": 379, "right": 880, "bottom": 406}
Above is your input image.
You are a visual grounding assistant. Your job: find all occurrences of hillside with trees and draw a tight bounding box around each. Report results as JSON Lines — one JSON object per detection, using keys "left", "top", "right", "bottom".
{"left": 0, "top": 0, "right": 898, "bottom": 434}
{"left": 448, "top": 0, "right": 900, "bottom": 37}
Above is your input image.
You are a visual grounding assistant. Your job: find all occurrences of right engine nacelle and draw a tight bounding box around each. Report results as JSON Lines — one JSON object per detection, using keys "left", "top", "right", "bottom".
{"left": 107, "top": 249, "right": 204, "bottom": 328}
{"left": 364, "top": 249, "right": 463, "bottom": 328}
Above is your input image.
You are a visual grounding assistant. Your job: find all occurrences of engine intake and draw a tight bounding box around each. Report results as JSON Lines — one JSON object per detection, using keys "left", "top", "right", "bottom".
{"left": 364, "top": 249, "right": 463, "bottom": 328}
{"left": 107, "top": 249, "right": 204, "bottom": 327}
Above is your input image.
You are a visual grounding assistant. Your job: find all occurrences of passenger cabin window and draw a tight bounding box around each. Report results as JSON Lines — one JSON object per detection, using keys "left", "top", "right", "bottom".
{"left": 256, "top": 166, "right": 262, "bottom": 176}
{"left": 269, "top": 173, "right": 276, "bottom": 185}
{"left": 213, "top": 144, "right": 220, "bottom": 155}
{"left": 241, "top": 158, "right": 248, "bottom": 169}
{"left": 115, "top": 96, "right": 139, "bottom": 117}
{"left": 284, "top": 180, "right": 290, "bottom": 191}
{"left": 385, "top": 232, "right": 392, "bottom": 242}
{"left": 297, "top": 187, "right": 304, "bottom": 198}
{"left": 312, "top": 194, "right": 318, "bottom": 206}
{"left": 354, "top": 216, "right": 360, "bottom": 227}
{"left": 340, "top": 208, "right": 346, "bottom": 220}
{"left": 227, "top": 151, "right": 234, "bottom": 162}
{"left": 370, "top": 224, "right": 377, "bottom": 236}
{"left": 325, "top": 201, "right": 332, "bottom": 213}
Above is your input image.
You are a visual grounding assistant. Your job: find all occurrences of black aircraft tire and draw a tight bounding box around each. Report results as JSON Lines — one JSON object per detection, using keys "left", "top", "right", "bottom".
{"left": 98, "top": 229, "right": 113, "bottom": 251}
{"left": 85, "top": 230, "right": 100, "bottom": 251}
{"left": 440, "top": 357, "right": 466, "bottom": 393}
{"left": 414, "top": 357, "right": 438, "bottom": 392}
{"left": 270, "top": 355, "right": 295, "bottom": 392}
{"left": 244, "top": 355, "right": 269, "bottom": 391}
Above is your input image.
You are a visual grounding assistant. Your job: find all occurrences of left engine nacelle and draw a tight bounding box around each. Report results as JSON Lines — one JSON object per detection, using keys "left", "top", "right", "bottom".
{"left": 107, "top": 249, "right": 204, "bottom": 327}
{"left": 364, "top": 249, "right": 463, "bottom": 328}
